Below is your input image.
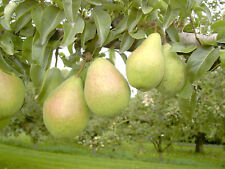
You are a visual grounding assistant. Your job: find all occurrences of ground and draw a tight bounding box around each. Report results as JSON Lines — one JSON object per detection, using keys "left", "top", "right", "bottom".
{"left": 0, "top": 134, "right": 224, "bottom": 169}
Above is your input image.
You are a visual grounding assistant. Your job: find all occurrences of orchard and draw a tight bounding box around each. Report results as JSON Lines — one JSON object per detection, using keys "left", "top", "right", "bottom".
{"left": 0, "top": 0, "right": 224, "bottom": 168}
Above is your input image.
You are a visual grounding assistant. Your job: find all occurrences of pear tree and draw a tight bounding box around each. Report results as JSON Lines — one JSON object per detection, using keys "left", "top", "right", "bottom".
{"left": 0, "top": 0, "right": 224, "bottom": 141}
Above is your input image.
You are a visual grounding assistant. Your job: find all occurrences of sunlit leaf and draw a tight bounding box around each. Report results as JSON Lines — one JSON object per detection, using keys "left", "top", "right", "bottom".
{"left": 13, "top": 12, "right": 31, "bottom": 33}
{"left": 170, "top": 42, "right": 197, "bottom": 53}
{"left": 163, "top": 8, "right": 180, "bottom": 31}
{"left": 93, "top": 7, "right": 111, "bottom": 47}
{"left": 141, "top": 0, "right": 153, "bottom": 14}
{"left": 129, "top": 30, "right": 146, "bottom": 39}
{"left": 3, "top": 2, "right": 18, "bottom": 30}
{"left": 62, "top": 0, "right": 81, "bottom": 23}
{"left": 62, "top": 16, "right": 85, "bottom": 47}
{"left": 15, "top": 0, "right": 37, "bottom": 20}
{"left": 31, "top": 6, "right": 64, "bottom": 45}
{"left": 127, "top": 8, "right": 142, "bottom": 33}
{"left": 120, "top": 32, "right": 135, "bottom": 53}
{"left": 0, "top": 33, "right": 14, "bottom": 55}
{"left": 187, "top": 47, "right": 219, "bottom": 82}
{"left": 30, "top": 64, "right": 45, "bottom": 89}
{"left": 84, "top": 0, "right": 102, "bottom": 6}
{"left": 81, "top": 22, "right": 96, "bottom": 49}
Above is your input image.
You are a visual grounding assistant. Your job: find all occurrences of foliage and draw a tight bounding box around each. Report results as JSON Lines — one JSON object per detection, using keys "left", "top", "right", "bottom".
{"left": 0, "top": 0, "right": 224, "bottom": 147}
{"left": 178, "top": 68, "right": 225, "bottom": 149}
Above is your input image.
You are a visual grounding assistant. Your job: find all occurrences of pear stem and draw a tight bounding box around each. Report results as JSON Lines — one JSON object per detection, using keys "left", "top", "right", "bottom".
{"left": 75, "top": 59, "right": 87, "bottom": 77}
{"left": 154, "top": 22, "right": 158, "bottom": 33}
{"left": 75, "top": 52, "right": 92, "bottom": 77}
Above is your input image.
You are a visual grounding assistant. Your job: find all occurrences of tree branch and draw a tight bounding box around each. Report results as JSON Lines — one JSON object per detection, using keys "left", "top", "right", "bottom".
{"left": 162, "top": 143, "right": 172, "bottom": 152}
{"left": 178, "top": 32, "right": 217, "bottom": 46}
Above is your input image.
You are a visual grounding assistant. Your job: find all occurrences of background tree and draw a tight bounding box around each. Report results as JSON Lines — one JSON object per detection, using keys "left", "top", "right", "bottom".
{"left": 178, "top": 68, "right": 225, "bottom": 153}
{"left": 106, "top": 90, "right": 182, "bottom": 161}
{"left": 0, "top": 0, "right": 224, "bottom": 146}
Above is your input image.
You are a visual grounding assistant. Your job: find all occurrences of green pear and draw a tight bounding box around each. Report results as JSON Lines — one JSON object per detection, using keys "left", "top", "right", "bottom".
{"left": 0, "top": 70, "right": 25, "bottom": 119}
{"left": 43, "top": 76, "right": 89, "bottom": 138}
{"left": 0, "top": 117, "right": 11, "bottom": 130}
{"left": 84, "top": 58, "right": 130, "bottom": 117}
{"left": 126, "top": 33, "right": 165, "bottom": 90}
{"left": 157, "top": 44, "right": 186, "bottom": 95}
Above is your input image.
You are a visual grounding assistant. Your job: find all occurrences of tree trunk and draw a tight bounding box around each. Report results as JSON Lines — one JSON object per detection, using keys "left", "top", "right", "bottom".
{"left": 157, "top": 136, "right": 163, "bottom": 162}
{"left": 195, "top": 132, "right": 205, "bottom": 153}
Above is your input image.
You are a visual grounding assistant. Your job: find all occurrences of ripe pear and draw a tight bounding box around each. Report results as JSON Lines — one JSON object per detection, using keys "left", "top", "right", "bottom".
{"left": 84, "top": 58, "right": 130, "bottom": 117}
{"left": 157, "top": 44, "right": 186, "bottom": 95}
{"left": 0, "top": 70, "right": 25, "bottom": 119}
{"left": 126, "top": 33, "right": 164, "bottom": 90}
{"left": 43, "top": 76, "right": 89, "bottom": 138}
{"left": 0, "top": 117, "right": 11, "bottom": 130}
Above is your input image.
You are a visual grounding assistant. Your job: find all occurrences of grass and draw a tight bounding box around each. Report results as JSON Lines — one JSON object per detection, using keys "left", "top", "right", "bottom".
{"left": 0, "top": 134, "right": 224, "bottom": 169}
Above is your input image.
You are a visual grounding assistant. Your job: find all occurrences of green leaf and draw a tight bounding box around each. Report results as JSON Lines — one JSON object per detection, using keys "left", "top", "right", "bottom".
{"left": 15, "top": 0, "right": 37, "bottom": 20}
{"left": 211, "top": 20, "right": 225, "bottom": 33}
{"left": 112, "top": 16, "right": 128, "bottom": 35}
{"left": 32, "top": 32, "right": 50, "bottom": 66}
{"left": 81, "top": 22, "right": 96, "bottom": 49}
{"left": 31, "top": 6, "right": 64, "bottom": 45}
{"left": 62, "top": 16, "right": 85, "bottom": 47}
{"left": 163, "top": 8, "right": 180, "bottom": 30}
{"left": 19, "top": 22, "right": 35, "bottom": 37}
{"left": 0, "top": 33, "right": 14, "bottom": 55}
{"left": 62, "top": 0, "right": 81, "bottom": 23}
{"left": 93, "top": 7, "right": 111, "bottom": 47}
{"left": 108, "top": 48, "right": 116, "bottom": 65}
{"left": 30, "top": 64, "right": 45, "bottom": 89}
{"left": 37, "top": 68, "right": 65, "bottom": 104}
{"left": 129, "top": 29, "right": 146, "bottom": 39}
{"left": 141, "top": 0, "right": 153, "bottom": 14}
{"left": 187, "top": 47, "right": 219, "bottom": 82}
{"left": 219, "top": 50, "right": 225, "bottom": 68}
{"left": 127, "top": 8, "right": 142, "bottom": 33}
{"left": 13, "top": 12, "right": 31, "bottom": 33}
{"left": 120, "top": 32, "right": 135, "bottom": 53}
{"left": 0, "top": 51, "right": 12, "bottom": 73}
{"left": 22, "top": 37, "right": 32, "bottom": 63}
{"left": 4, "top": 2, "right": 18, "bottom": 30}
{"left": 216, "top": 31, "right": 225, "bottom": 43}
{"left": 84, "top": 0, "right": 102, "bottom": 6}
{"left": 166, "top": 25, "right": 179, "bottom": 42}
{"left": 119, "top": 52, "right": 127, "bottom": 64}
{"left": 170, "top": 42, "right": 197, "bottom": 53}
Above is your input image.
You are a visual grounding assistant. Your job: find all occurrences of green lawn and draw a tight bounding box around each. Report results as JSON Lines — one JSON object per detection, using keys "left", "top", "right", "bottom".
{"left": 0, "top": 134, "right": 224, "bottom": 169}
{"left": 0, "top": 143, "right": 223, "bottom": 169}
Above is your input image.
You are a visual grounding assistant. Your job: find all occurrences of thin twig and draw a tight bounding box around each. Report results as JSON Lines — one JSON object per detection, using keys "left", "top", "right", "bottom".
{"left": 55, "top": 47, "right": 59, "bottom": 68}
{"left": 75, "top": 59, "right": 87, "bottom": 77}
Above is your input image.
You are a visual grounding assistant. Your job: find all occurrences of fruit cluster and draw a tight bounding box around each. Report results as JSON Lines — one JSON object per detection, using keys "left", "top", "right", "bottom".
{"left": 0, "top": 33, "right": 185, "bottom": 138}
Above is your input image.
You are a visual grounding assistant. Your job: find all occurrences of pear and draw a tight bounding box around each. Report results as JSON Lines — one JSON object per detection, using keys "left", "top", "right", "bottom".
{"left": 0, "top": 70, "right": 25, "bottom": 119}
{"left": 0, "top": 117, "right": 11, "bottom": 130}
{"left": 84, "top": 58, "right": 130, "bottom": 117}
{"left": 126, "top": 33, "right": 164, "bottom": 90}
{"left": 157, "top": 44, "right": 186, "bottom": 95}
{"left": 43, "top": 76, "right": 89, "bottom": 138}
